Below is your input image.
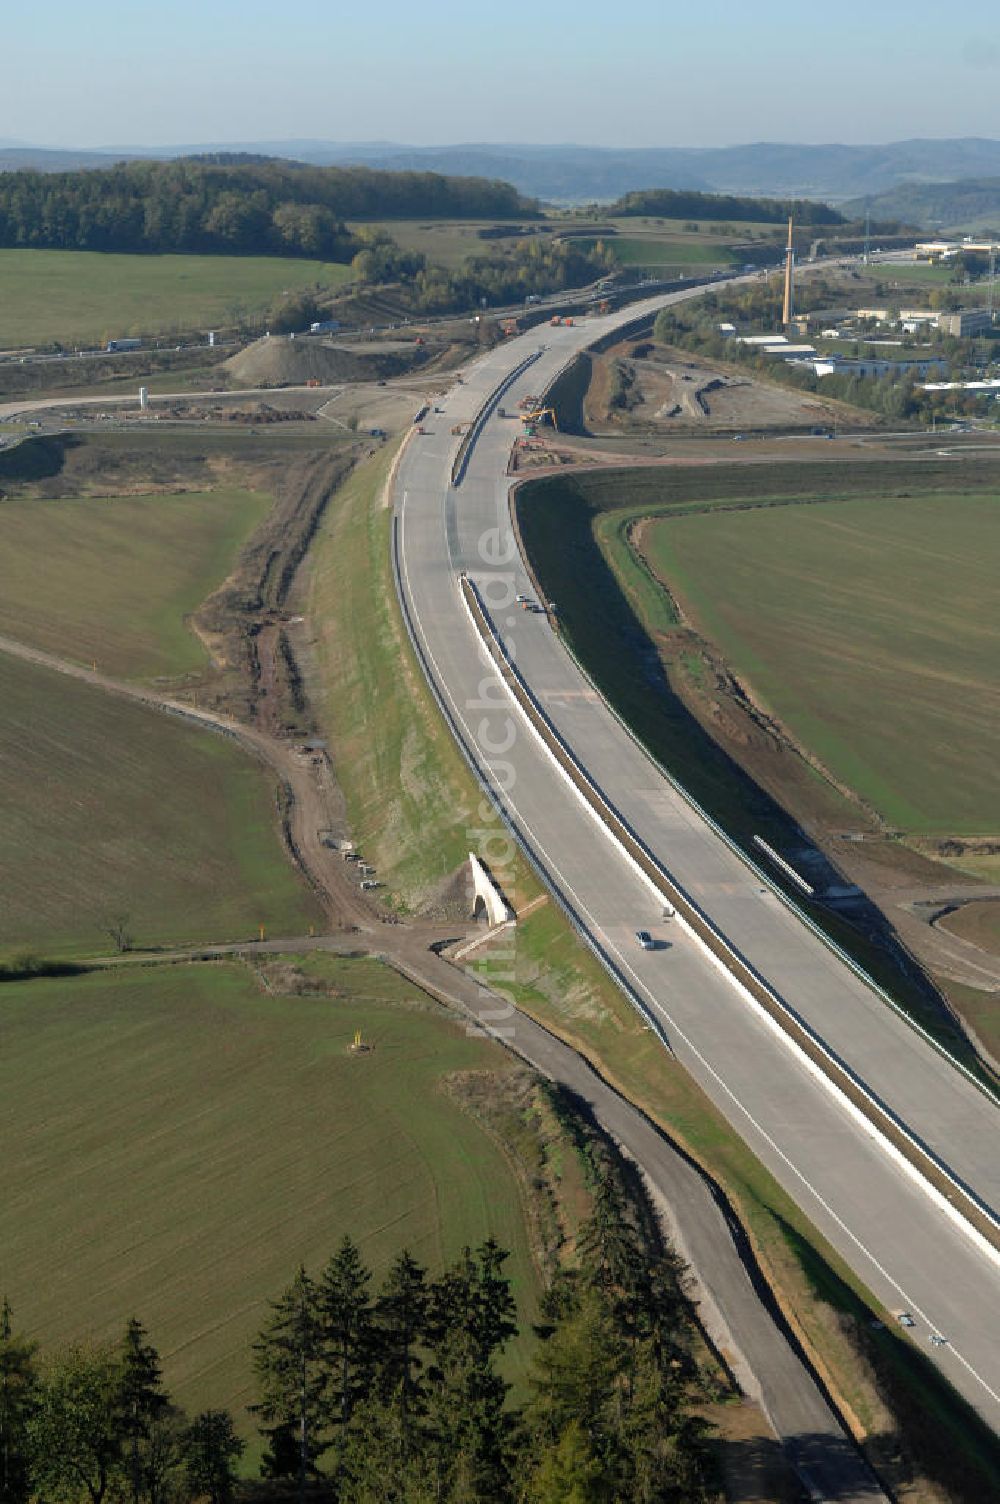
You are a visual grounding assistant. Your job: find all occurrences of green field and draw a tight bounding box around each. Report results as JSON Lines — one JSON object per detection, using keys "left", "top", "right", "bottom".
{"left": 352, "top": 218, "right": 545, "bottom": 270}
{"left": 0, "top": 488, "right": 270, "bottom": 678}
{"left": 0, "top": 652, "right": 321, "bottom": 957}
{"left": 0, "top": 249, "right": 353, "bottom": 347}
{"left": 0, "top": 959, "right": 542, "bottom": 1433}
{"left": 642, "top": 493, "right": 1000, "bottom": 836}
{"left": 574, "top": 234, "right": 737, "bottom": 266}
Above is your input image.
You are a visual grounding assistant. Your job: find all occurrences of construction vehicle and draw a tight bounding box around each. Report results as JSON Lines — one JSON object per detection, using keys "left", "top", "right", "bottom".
{"left": 451, "top": 422, "right": 467, "bottom": 436}
{"left": 563, "top": 317, "right": 574, "bottom": 327}
{"left": 518, "top": 394, "right": 539, "bottom": 410}
{"left": 521, "top": 407, "right": 558, "bottom": 431}
{"left": 500, "top": 318, "right": 519, "bottom": 337}
{"left": 549, "top": 315, "right": 562, "bottom": 327}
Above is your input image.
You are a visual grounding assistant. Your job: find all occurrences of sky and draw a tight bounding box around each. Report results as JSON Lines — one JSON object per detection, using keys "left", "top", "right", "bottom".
{"left": 5, "top": 0, "right": 1000, "bottom": 149}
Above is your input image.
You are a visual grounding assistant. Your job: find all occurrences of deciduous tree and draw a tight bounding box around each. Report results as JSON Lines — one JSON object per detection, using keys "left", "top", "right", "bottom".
{"left": 0, "top": 1299, "right": 36, "bottom": 1504}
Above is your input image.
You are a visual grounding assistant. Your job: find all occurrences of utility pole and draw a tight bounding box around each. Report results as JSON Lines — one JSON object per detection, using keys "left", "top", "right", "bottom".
{"left": 782, "top": 216, "right": 795, "bottom": 329}
{"left": 864, "top": 206, "right": 871, "bottom": 266}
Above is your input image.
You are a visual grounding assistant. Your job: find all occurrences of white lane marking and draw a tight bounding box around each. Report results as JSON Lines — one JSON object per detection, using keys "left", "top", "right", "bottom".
{"left": 396, "top": 492, "right": 1000, "bottom": 1417}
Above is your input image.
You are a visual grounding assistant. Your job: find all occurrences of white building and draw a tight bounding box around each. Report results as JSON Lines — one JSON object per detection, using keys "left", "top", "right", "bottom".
{"left": 920, "top": 377, "right": 1000, "bottom": 392}
{"left": 790, "top": 355, "right": 947, "bottom": 380}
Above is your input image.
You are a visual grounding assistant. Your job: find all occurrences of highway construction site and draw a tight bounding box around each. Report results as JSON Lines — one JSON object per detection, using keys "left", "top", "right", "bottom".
{"left": 3, "top": 272, "right": 999, "bottom": 1504}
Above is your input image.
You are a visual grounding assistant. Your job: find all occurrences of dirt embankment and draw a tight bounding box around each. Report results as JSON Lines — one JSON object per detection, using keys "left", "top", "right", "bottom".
{"left": 0, "top": 345, "right": 229, "bottom": 400}
{"left": 224, "top": 334, "right": 436, "bottom": 389}
{"left": 193, "top": 450, "right": 357, "bottom": 733}
{"left": 585, "top": 338, "right": 876, "bottom": 435}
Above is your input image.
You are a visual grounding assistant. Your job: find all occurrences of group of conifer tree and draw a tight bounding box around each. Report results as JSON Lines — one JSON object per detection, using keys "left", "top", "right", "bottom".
{"left": 253, "top": 1177, "right": 714, "bottom": 1503}
{"left": 0, "top": 1174, "right": 714, "bottom": 1503}
{"left": 0, "top": 1305, "right": 243, "bottom": 1504}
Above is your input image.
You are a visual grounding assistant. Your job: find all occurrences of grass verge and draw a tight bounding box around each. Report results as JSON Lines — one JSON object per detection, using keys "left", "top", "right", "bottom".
{"left": 304, "top": 442, "right": 539, "bottom": 911}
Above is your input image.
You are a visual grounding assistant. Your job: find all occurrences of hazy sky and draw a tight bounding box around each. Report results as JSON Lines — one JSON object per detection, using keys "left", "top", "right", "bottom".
{"left": 6, "top": 0, "right": 1000, "bottom": 148}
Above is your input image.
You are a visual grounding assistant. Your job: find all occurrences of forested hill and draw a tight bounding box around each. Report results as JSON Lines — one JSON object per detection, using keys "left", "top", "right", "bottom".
{"left": 0, "top": 155, "right": 537, "bottom": 259}
{"left": 608, "top": 187, "right": 845, "bottom": 225}
{"left": 842, "top": 176, "right": 1000, "bottom": 231}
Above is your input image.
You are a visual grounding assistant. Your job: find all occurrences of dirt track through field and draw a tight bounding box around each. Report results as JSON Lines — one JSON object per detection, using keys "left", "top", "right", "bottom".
{"left": 0, "top": 630, "right": 377, "bottom": 932}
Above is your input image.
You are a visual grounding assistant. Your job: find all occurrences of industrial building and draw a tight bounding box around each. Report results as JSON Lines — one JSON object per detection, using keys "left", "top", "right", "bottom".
{"left": 936, "top": 309, "right": 994, "bottom": 337}
{"left": 790, "top": 355, "right": 947, "bottom": 380}
{"left": 914, "top": 238, "right": 1000, "bottom": 260}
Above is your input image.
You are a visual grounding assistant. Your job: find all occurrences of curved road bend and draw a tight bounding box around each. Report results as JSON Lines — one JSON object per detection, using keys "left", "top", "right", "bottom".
{"left": 391, "top": 293, "right": 1000, "bottom": 1430}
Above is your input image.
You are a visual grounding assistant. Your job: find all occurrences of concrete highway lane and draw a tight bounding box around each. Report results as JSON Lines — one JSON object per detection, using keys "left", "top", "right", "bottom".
{"left": 392, "top": 300, "right": 1000, "bottom": 1431}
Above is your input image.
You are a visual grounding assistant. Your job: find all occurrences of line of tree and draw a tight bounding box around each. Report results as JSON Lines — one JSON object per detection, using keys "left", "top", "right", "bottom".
{"left": 608, "top": 187, "right": 844, "bottom": 226}
{"left": 0, "top": 156, "right": 536, "bottom": 260}
{"left": 250, "top": 232, "right": 615, "bottom": 337}
{"left": 254, "top": 1196, "right": 714, "bottom": 1502}
{"left": 0, "top": 1302, "right": 243, "bottom": 1504}
{"left": 397, "top": 237, "right": 616, "bottom": 316}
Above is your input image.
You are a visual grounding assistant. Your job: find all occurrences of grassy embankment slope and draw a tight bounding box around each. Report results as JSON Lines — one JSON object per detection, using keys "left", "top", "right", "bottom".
{"left": 641, "top": 492, "right": 1000, "bottom": 840}
{"left": 303, "top": 446, "right": 1000, "bottom": 1498}
{"left": 0, "top": 957, "right": 551, "bottom": 1436}
{"left": 0, "top": 248, "right": 353, "bottom": 347}
{"left": 305, "top": 442, "right": 541, "bottom": 912}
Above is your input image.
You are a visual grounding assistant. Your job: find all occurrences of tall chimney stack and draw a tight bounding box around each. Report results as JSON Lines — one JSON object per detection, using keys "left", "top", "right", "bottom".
{"left": 782, "top": 215, "right": 795, "bottom": 328}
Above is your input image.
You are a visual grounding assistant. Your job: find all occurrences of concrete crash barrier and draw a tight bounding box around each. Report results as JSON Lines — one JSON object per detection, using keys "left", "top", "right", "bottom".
{"left": 459, "top": 572, "right": 1000, "bottom": 1267}
{"left": 450, "top": 349, "right": 543, "bottom": 488}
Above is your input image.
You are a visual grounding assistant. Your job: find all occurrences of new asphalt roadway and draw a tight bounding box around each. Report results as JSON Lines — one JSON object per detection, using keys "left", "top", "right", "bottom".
{"left": 391, "top": 290, "right": 1000, "bottom": 1438}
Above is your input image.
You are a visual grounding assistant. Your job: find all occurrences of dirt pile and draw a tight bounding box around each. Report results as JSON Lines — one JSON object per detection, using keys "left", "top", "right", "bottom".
{"left": 224, "top": 335, "right": 433, "bottom": 389}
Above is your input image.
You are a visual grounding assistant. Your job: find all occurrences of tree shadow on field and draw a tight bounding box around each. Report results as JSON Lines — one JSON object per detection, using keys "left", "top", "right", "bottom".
{"left": 0, "top": 432, "right": 78, "bottom": 485}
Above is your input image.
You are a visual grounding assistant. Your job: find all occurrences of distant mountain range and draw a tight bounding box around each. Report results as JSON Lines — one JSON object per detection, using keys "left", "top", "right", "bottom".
{"left": 6, "top": 138, "right": 1000, "bottom": 205}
